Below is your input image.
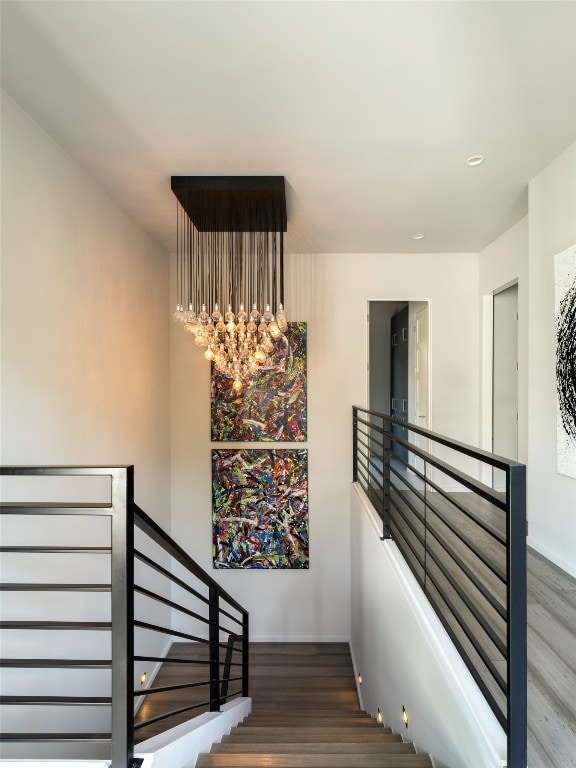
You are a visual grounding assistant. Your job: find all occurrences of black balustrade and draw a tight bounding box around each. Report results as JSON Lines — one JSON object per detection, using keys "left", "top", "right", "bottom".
{"left": 0, "top": 466, "right": 249, "bottom": 767}
{"left": 352, "top": 407, "right": 527, "bottom": 768}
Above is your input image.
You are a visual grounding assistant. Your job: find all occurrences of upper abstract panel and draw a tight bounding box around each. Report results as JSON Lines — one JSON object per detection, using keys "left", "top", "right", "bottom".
{"left": 211, "top": 322, "right": 307, "bottom": 441}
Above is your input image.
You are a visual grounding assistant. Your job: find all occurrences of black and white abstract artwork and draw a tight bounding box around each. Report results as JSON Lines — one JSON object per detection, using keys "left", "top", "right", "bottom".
{"left": 555, "top": 243, "right": 576, "bottom": 479}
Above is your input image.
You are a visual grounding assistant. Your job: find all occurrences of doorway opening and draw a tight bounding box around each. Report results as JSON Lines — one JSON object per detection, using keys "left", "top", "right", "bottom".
{"left": 368, "top": 300, "right": 430, "bottom": 436}
{"left": 492, "top": 282, "right": 518, "bottom": 489}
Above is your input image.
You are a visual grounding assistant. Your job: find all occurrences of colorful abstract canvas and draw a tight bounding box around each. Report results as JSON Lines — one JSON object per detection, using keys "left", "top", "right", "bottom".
{"left": 211, "top": 322, "right": 307, "bottom": 441}
{"left": 212, "top": 449, "right": 309, "bottom": 569}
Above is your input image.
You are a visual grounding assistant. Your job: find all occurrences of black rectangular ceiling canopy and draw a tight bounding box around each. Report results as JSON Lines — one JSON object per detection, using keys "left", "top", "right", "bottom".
{"left": 170, "top": 176, "right": 287, "bottom": 233}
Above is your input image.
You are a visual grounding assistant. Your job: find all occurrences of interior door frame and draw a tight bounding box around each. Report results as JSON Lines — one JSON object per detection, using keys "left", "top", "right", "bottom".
{"left": 366, "top": 298, "right": 432, "bottom": 431}
{"left": 481, "top": 279, "right": 518, "bottom": 485}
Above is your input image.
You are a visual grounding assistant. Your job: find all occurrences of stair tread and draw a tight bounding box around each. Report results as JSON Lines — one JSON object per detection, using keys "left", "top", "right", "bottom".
{"left": 213, "top": 743, "right": 414, "bottom": 754}
{"left": 239, "top": 719, "right": 382, "bottom": 727}
{"left": 223, "top": 732, "right": 399, "bottom": 744}
{"left": 198, "top": 754, "right": 432, "bottom": 767}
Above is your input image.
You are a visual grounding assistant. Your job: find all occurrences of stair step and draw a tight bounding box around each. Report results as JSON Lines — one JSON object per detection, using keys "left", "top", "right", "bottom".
{"left": 247, "top": 710, "right": 367, "bottom": 718}
{"left": 197, "top": 754, "right": 433, "bottom": 767}
{"left": 223, "top": 729, "right": 397, "bottom": 743}
{"left": 240, "top": 718, "right": 381, "bottom": 727}
{"left": 213, "top": 743, "right": 414, "bottom": 755}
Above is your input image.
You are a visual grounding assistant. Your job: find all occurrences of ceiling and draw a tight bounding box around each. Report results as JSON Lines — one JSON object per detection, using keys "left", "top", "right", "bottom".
{"left": 1, "top": 1, "right": 575, "bottom": 254}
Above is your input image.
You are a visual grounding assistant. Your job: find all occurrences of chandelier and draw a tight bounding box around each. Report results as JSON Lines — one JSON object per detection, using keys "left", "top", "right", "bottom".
{"left": 171, "top": 177, "right": 288, "bottom": 393}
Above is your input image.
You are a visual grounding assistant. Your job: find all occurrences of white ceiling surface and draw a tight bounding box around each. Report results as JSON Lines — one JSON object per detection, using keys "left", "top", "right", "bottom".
{"left": 1, "top": 1, "right": 575, "bottom": 254}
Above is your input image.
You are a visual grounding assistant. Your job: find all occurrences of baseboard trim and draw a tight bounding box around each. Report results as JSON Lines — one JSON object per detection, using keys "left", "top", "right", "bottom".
{"left": 527, "top": 537, "right": 576, "bottom": 579}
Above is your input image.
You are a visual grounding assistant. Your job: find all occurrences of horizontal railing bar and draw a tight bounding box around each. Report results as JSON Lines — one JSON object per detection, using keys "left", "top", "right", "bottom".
{"left": 389, "top": 466, "right": 506, "bottom": 583}
{"left": 390, "top": 510, "right": 426, "bottom": 571}
{"left": 423, "top": 565, "right": 507, "bottom": 695}
{"left": 133, "top": 699, "right": 211, "bottom": 730}
{"left": 0, "top": 546, "right": 111, "bottom": 554}
{"left": 356, "top": 415, "right": 507, "bottom": 509}
{"left": 134, "top": 655, "right": 209, "bottom": 666}
{"left": 422, "top": 496, "right": 506, "bottom": 583}
{"left": 425, "top": 521, "right": 506, "bottom": 620}
{"left": 357, "top": 444, "right": 385, "bottom": 481}
{"left": 389, "top": 434, "right": 507, "bottom": 511}
{"left": 133, "top": 679, "right": 210, "bottom": 696}
{"left": 0, "top": 584, "right": 110, "bottom": 592}
{"left": 134, "top": 584, "right": 210, "bottom": 625}
{"left": 424, "top": 585, "right": 507, "bottom": 730}
{"left": 0, "top": 503, "right": 112, "bottom": 515}
{"left": 356, "top": 466, "right": 384, "bottom": 502}
{"left": 219, "top": 607, "right": 243, "bottom": 626}
{"left": 134, "top": 504, "right": 247, "bottom": 616}
{"left": 220, "top": 689, "right": 243, "bottom": 701}
{"left": 389, "top": 454, "right": 506, "bottom": 544}
{"left": 353, "top": 408, "right": 519, "bottom": 472}
{"left": 219, "top": 624, "right": 244, "bottom": 636}
{"left": 358, "top": 429, "right": 385, "bottom": 453}
{"left": 0, "top": 659, "right": 111, "bottom": 668}
{"left": 356, "top": 450, "right": 385, "bottom": 493}
{"left": 134, "top": 549, "right": 209, "bottom": 606}
{"left": 389, "top": 487, "right": 426, "bottom": 548}
{"left": 356, "top": 461, "right": 384, "bottom": 491}
{"left": 424, "top": 539, "right": 507, "bottom": 656}
{"left": 0, "top": 466, "right": 130, "bottom": 476}
{"left": 0, "top": 621, "right": 111, "bottom": 630}
{"left": 356, "top": 433, "right": 381, "bottom": 460}
{"left": 133, "top": 620, "right": 208, "bottom": 645}
{"left": 0, "top": 696, "right": 111, "bottom": 705}
{"left": 221, "top": 675, "right": 243, "bottom": 685}
{"left": 0, "top": 733, "right": 111, "bottom": 742}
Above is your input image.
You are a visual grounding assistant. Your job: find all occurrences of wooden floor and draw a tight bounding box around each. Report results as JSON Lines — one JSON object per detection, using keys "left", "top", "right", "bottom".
{"left": 198, "top": 643, "right": 432, "bottom": 768}
{"left": 527, "top": 548, "right": 576, "bottom": 768}
{"left": 135, "top": 550, "right": 576, "bottom": 768}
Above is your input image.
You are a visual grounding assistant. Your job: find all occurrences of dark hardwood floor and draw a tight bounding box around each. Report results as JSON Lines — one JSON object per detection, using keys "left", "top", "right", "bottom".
{"left": 135, "top": 542, "right": 576, "bottom": 767}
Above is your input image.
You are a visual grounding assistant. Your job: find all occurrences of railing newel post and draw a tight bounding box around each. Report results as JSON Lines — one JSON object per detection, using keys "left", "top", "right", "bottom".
{"left": 242, "top": 612, "right": 249, "bottom": 698}
{"left": 209, "top": 585, "right": 221, "bottom": 712}
{"left": 382, "top": 415, "right": 392, "bottom": 539}
{"left": 352, "top": 406, "right": 358, "bottom": 482}
{"left": 111, "top": 466, "right": 135, "bottom": 767}
{"left": 507, "top": 463, "right": 527, "bottom": 768}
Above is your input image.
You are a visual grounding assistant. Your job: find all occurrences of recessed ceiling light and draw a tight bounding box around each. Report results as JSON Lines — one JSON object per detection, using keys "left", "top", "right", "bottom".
{"left": 412, "top": 233, "right": 425, "bottom": 240}
{"left": 466, "top": 155, "right": 485, "bottom": 167}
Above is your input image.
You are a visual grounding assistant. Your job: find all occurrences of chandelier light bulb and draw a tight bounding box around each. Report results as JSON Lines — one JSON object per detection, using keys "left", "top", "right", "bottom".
{"left": 268, "top": 319, "right": 281, "bottom": 338}
{"left": 232, "top": 379, "right": 243, "bottom": 394}
{"left": 204, "top": 347, "right": 215, "bottom": 361}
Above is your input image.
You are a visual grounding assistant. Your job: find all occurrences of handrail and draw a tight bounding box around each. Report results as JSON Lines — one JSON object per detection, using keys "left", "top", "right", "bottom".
{"left": 352, "top": 407, "right": 527, "bottom": 768}
{"left": 0, "top": 465, "right": 250, "bottom": 767}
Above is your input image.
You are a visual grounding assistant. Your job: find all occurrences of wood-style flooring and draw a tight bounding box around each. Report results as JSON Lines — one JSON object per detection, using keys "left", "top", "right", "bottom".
{"left": 197, "top": 643, "right": 432, "bottom": 768}
{"left": 527, "top": 548, "right": 576, "bottom": 768}
{"left": 135, "top": 550, "right": 576, "bottom": 768}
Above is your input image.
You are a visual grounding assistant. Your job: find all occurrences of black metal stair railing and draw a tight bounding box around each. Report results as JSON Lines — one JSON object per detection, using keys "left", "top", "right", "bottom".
{"left": 352, "top": 406, "right": 527, "bottom": 768}
{"left": 0, "top": 465, "right": 249, "bottom": 767}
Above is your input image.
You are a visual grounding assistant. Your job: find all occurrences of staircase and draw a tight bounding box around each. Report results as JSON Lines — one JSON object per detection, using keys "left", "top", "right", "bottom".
{"left": 197, "top": 642, "right": 432, "bottom": 768}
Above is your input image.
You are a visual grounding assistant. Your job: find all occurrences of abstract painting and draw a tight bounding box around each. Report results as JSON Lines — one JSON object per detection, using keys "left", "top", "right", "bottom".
{"left": 555, "top": 243, "right": 576, "bottom": 479}
{"left": 211, "top": 322, "right": 307, "bottom": 441}
{"left": 212, "top": 449, "right": 309, "bottom": 569}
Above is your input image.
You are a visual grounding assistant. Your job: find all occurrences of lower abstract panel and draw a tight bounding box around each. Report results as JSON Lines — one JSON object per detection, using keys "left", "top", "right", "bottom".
{"left": 212, "top": 448, "right": 309, "bottom": 569}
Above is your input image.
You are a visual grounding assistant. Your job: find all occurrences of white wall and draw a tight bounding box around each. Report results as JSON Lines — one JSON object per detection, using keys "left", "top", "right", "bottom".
{"left": 0, "top": 92, "right": 171, "bottom": 756}
{"left": 170, "top": 250, "right": 480, "bottom": 641}
{"left": 479, "top": 216, "right": 528, "bottom": 492}
{"left": 527, "top": 141, "right": 576, "bottom": 576}
{"left": 350, "top": 485, "right": 506, "bottom": 768}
